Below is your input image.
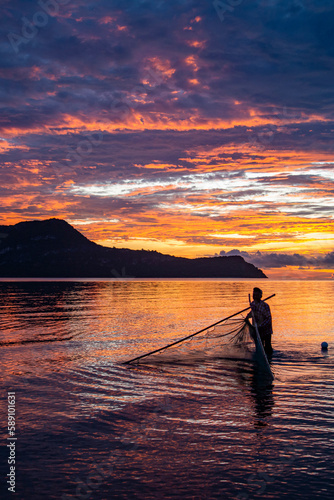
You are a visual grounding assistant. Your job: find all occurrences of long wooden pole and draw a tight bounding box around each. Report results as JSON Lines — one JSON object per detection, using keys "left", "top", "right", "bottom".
{"left": 124, "top": 293, "right": 275, "bottom": 364}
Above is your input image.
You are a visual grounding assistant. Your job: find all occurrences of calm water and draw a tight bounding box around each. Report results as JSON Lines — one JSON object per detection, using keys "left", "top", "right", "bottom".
{"left": 0, "top": 279, "right": 333, "bottom": 500}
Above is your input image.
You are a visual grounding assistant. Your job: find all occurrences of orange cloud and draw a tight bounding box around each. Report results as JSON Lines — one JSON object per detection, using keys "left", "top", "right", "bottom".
{"left": 187, "top": 40, "right": 206, "bottom": 49}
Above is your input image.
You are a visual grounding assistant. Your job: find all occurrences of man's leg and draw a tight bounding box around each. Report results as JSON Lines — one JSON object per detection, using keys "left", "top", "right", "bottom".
{"left": 263, "top": 334, "right": 273, "bottom": 357}
{"left": 258, "top": 328, "right": 273, "bottom": 357}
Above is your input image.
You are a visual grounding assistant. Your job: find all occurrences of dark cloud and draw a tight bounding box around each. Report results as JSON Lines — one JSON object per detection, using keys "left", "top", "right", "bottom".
{"left": 2, "top": 0, "right": 334, "bottom": 130}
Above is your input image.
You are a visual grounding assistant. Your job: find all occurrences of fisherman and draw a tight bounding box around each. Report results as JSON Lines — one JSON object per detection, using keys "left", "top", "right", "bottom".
{"left": 246, "top": 287, "right": 273, "bottom": 356}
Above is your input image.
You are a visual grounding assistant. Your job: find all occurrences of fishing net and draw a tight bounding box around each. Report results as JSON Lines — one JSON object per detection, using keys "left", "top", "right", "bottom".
{"left": 128, "top": 315, "right": 255, "bottom": 365}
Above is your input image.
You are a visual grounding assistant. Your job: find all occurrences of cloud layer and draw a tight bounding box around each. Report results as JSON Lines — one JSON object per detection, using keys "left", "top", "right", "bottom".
{"left": 219, "top": 249, "right": 334, "bottom": 269}
{"left": 0, "top": 0, "right": 333, "bottom": 273}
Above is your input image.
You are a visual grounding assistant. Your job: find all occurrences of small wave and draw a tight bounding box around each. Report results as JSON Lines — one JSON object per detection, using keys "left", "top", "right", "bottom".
{"left": 0, "top": 334, "right": 79, "bottom": 347}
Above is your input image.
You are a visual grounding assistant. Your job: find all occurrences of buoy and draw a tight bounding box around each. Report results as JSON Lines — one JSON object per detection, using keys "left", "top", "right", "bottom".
{"left": 321, "top": 342, "right": 328, "bottom": 350}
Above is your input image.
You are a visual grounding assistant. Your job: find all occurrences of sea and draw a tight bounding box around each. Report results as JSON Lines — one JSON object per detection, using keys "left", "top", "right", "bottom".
{"left": 0, "top": 279, "right": 333, "bottom": 500}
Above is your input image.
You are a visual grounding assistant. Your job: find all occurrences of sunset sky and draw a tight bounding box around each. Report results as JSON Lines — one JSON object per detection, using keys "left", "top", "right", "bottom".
{"left": 1, "top": 0, "right": 334, "bottom": 278}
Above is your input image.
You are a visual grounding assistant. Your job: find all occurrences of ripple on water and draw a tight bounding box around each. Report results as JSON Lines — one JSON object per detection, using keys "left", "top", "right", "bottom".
{"left": 0, "top": 280, "right": 334, "bottom": 499}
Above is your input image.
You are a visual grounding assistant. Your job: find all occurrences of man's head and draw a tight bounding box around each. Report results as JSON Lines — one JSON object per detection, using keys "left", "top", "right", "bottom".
{"left": 253, "top": 287, "right": 263, "bottom": 302}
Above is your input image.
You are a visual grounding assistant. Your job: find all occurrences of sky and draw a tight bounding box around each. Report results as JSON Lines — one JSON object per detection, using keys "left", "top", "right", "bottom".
{"left": 1, "top": 0, "right": 334, "bottom": 278}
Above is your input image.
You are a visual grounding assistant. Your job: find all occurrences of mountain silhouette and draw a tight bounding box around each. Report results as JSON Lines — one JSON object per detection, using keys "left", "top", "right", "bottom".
{"left": 0, "top": 219, "right": 267, "bottom": 278}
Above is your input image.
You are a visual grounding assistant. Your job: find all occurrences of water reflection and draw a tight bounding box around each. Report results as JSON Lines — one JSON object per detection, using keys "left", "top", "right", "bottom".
{"left": 250, "top": 368, "right": 275, "bottom": 426}
{"left": 0, "top": 280, "right": 333, "bottom": 499}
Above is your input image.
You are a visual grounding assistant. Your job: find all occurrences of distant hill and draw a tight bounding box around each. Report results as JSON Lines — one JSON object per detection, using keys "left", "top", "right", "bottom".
{"left": 0, "top": 219, "right": 267, "bottom": 278}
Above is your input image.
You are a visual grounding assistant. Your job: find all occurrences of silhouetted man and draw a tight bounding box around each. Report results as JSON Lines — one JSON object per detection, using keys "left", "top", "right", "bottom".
{"left": 246, "top": 287, "right": 273, "bottom": 356}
